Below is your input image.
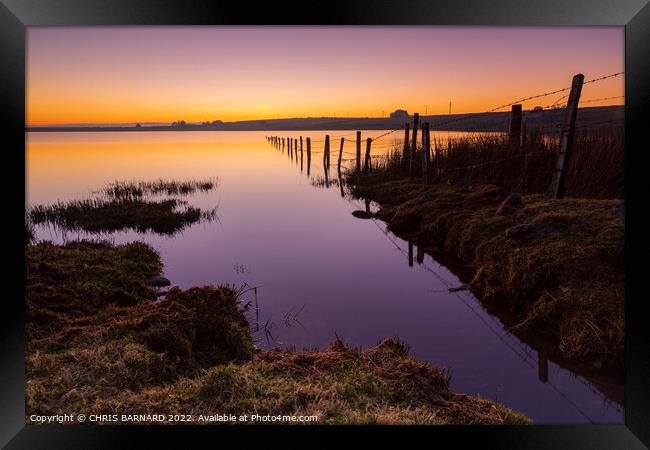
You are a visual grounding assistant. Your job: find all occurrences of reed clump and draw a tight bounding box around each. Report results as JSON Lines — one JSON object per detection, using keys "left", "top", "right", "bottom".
{"left": 102, "top": 178, "right": 218, "bottom": 200}
{"left": 29, "top": 198, "right": 216, "bottom": 235}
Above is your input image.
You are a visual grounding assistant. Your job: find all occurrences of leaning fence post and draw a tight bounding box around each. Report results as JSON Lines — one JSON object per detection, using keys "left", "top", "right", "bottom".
{"left": 422, "top": 122, "right": 430, "bottom": 185}
{"left": 548, "top": 73, "right": 584, "bottom": 199}
{"left": 509, "top": 104, "right": 522, "bottom": 148}
{"left": 323, "top": 135, "right": 330, "bottom": 170}
{"left": 409, "top": 113, "right": 419, "bottom": 179}
{"left": 338, "top": 137, "right": 344, "bottom": 173}
{"left": 356, "top": 131, "right": 362, "bottom": 172}
{"left": 363, "top": 138, "right": 372, "bottom": 173}
{"left": 306, "top": 137, "right": 312, "bottom": 176}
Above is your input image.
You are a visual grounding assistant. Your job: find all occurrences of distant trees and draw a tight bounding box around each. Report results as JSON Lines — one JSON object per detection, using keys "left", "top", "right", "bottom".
{"left": 135, "top": 123, "right": 141, "bottom": 128}
{"left": 171, "top": 120, "right": 187, "bottom": 128}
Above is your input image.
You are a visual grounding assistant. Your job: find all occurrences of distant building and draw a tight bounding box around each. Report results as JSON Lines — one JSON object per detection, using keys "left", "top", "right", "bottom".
{"left": 389, "top": 109, "right": 409, "bottom": 119}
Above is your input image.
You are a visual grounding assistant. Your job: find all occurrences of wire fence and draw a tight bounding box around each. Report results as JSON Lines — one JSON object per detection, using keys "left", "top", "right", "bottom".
{"left": 266, "top": 71, "right": 624, "bottom": 199}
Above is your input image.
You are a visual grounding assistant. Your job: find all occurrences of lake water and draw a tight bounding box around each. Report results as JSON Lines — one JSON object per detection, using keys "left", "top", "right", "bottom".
{"left": 26, "top": 130, "right": 623, "bottom": 424}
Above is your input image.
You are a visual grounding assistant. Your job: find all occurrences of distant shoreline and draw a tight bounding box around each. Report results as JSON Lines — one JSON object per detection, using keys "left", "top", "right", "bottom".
{"left": 27, "top": 105, "right": 623, "bottom": 133}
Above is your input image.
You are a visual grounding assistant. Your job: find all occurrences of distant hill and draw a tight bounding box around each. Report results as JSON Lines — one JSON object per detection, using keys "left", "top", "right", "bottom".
{"left": 27, "top": 106, "right": 623, "bottom": 133}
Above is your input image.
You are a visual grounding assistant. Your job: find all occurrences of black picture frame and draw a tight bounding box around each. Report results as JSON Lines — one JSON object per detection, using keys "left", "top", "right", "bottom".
{"left": 2, "top": 1, "right": 649, "bottom": 448}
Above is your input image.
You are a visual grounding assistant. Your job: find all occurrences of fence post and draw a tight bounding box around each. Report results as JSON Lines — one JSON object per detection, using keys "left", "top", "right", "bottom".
{"left": 548, "top": 73, "right": 584, "bottom": 199}
{"left": 409, "top": 113, "right": 419, "bottom": 179}
{"left": 509, "top": 104, "right": 522, "bottom": 148}
{"left": 422, "top": 122, "right": 430, "bottom": 185}
{"left": 306, "top": 137, "right": 312, "bottom": 176}
{"left": 300, "top": 136, "right": 303, "bottom": 157}
{"left": 408, "top": 242, "right": 414, "bottom": 267}
{"left": 356, "top": 131, "right": 361, "bottom": 172}
{"left": 324, "top": 135, "right": 330, "bottom": 170}
{"left": 338, "top": 137, "right": 344, "bottom": 173}
{"left": 403, "top": 123, "right": 410, "bottom": 161}
{"left": 363, "top": 138, "right": 372, "bottom": 173}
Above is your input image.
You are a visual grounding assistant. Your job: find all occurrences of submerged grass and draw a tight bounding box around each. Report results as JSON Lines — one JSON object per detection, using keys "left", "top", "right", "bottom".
{"left": 26, "top": 239, "right": 529, "bottom": 424}
{"left": 349, "top": 176, "right": 624, "bottom": 369}
{"left": 102, "top": 178, "right": 218, "bottom": 200}
{"left": 29, "top": 198, "right": 217, "bottom": 235}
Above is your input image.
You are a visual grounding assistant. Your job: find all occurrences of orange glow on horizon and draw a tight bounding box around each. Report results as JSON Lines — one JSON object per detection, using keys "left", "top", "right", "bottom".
{"left": 26, "top": 27, "right": 625, "bottom": 126}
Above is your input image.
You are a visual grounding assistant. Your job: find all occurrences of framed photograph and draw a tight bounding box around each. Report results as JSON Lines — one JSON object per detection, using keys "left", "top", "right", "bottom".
{"left": 3, "top": 0, "right": 649, "bottom": 448}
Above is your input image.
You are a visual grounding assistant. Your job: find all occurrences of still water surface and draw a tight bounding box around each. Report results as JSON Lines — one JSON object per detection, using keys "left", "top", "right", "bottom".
{"left": 26, "top": 131, "right": 623, "bottom": 423}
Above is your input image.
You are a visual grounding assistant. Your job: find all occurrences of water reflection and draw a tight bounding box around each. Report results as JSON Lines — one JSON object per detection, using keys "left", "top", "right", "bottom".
{"left": 27, "top": 130, "right": 623, "bottom": 424}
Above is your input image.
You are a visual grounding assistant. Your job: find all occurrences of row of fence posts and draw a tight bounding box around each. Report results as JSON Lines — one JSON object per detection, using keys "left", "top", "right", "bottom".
{"left": 265, "top": 73, "right": 584, "bottom": 199}
{"left": 266, "top": 131, "right": 375, "bottom": 177}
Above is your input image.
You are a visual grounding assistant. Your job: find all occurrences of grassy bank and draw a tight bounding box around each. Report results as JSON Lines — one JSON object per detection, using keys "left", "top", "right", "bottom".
{"left": 26, "top": 240, "right": 528, "bottom": 424}
{"left": 349, "top": 175, "right": 624, "bottom": 369}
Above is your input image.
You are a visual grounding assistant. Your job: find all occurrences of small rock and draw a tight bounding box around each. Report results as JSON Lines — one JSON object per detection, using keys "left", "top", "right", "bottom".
{"left": 147, "top": 275, "right": 171, "bottom": 287}
{"left": 495, "top": 193, "right": 524, "bottom": 216}
{"left": 352, "top": 210, "right": 373, "bottom": 219}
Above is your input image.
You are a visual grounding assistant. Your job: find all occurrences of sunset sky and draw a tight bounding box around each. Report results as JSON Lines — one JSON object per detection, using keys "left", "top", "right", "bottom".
{"left": 26, "top": 27, "right": 624, "bottom": 126}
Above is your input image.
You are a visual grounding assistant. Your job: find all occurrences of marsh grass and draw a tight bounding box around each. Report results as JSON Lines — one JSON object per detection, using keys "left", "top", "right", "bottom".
{"left": 370, "top": 127, "right": 623, "bottom": 199}
{"left": 26, "top": 239, "right": 529, "bottom": 424}
{"left": 349, "top": 179, "right": 624, "bottom": 368}
{"left": 29, "top": 197, "right": 217, "bottom": 235}
{"left": 101, "top": 178, "right": 218, "bottom": 200}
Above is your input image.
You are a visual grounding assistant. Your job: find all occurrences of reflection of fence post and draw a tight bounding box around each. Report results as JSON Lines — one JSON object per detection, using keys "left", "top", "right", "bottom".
{"left": 403, "top": 123, "right": 410, "bottom": 161}
{"left": 324, "top": 135, "right": 330, "bottom": 170}
{"left": 538, "top": 351, "right": 548, "bottom": 383}
{"left": 300, "top": 136, "right": 303, "bottom": 157}
{"left": 363, "top": 138, "right": 372, "bottom": 173}
{"left": 548, "top": 73, "right": 584, "bottom": 199}
{"left": 356, "top": 131, "right": 361, "bottom": 172}
{"left": 409, "top": 113, "right": 419, "bottom": 179}
{"left": 338, "top": 137, "right": 344, "bottom": 173}
{"left": 422, "top": 122, "right": 430, "bottom": 185}
{"left": 416, "top": 246, "right": 424, "bottom": 264}
{"left": 509, "top": 104, "right": 522, "bottom": 148}
{"left": 306, "top": 137, "right": 312, "bottom": 176}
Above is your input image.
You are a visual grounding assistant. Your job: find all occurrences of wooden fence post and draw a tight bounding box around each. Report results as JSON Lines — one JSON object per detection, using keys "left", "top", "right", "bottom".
{"left": 306, "top": 137, "right": 312, "bottom": 176}
{"left": 363, "top": 138, "right": 372, "bottom": 173}
{"left": 403, "top": 123, "right": 410, "bottom": 161}
{"left": 338, "top": 137, "right": 344, "bottom": 173}
{"left": 422, "top": 122, "right": 430, "bottom": 185}
{"left": 408, "top": 242, "right": 414, "bottom": 267}
{"left": 356, "top": 131, "right": 362, "bottom": 172}
{"left": 324, "top": 135, "right": 330, "bottom": 170}
{"left": 548, "top": 73, "right": 584, "bottom": 199}
{"left": 409, "top": 113, "right": 419, "bottom": 179}
{"left": 509, "top": 104, "right": 522, "bottom": 148}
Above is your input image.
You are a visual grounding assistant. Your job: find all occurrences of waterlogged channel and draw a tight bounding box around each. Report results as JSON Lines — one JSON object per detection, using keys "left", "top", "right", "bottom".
{"left": 26, "top": 130, "right": 623, "bottom": 423}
